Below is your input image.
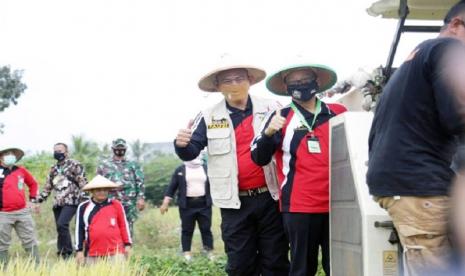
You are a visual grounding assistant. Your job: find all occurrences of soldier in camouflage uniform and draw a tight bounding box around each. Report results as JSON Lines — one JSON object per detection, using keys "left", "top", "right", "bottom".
{"left": 96, "top": 138, "right": 145, "bottom": 238}
{"left": 37, "top": 142, "right": 87, "bottom": 259}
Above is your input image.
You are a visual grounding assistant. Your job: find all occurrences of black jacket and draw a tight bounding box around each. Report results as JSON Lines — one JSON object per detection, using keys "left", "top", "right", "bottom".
{"left": 165, "top": 164, "right": 212, "bottom": 208}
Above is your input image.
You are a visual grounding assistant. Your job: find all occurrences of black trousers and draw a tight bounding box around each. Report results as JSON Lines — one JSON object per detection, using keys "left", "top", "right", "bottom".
{"left": 282, "top": 212, "right": 330, "bottom": 276}
{"left": 53, "top": 205, "right": 77, "bottom": 258}
{"left": 220, "top": 192, "right": 290, "bottom": 276}
{"left": 179, "top": 196, "right": 213, "bottom": 252}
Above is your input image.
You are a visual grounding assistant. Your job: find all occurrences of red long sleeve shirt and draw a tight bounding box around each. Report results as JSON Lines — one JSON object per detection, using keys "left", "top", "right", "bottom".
{"left": 75, "top": 198, "right": 132, "bottom": 257}
{"left": 0, "top": 165, "right": 38, "bottom": 212}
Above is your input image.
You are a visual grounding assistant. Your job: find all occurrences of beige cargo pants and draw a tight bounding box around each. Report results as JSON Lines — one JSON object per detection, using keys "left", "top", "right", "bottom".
{"left": 376, "top": 196, "right": 451, "bottom": 276}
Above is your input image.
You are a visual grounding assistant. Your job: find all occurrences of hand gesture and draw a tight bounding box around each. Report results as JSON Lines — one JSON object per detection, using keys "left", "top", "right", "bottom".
{"left": 160, "top": 197, "right": 171, "bottom": 215}
{"left": 264, "top": 109, "right": 286, "bottom": 137}
{"left": 175, "top": 120, "right": 194, "bottom": 148}
{"left": 136, "top": 198, "right": 145, "bottom": 211}
{"left": 76, "top": 251, "right": 85, "bottom": 265}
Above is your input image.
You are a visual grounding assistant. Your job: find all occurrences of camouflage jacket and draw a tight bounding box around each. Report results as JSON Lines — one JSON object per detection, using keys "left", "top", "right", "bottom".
{"left": 96, "top": 158, "right": 145, "bottom": 207}
{"left": 38, "top": 158, "right": 88, "bottom": 207}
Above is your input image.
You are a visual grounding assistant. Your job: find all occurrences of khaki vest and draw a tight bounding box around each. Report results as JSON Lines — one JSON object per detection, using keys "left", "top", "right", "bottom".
{"left": 202, "top": 95, "right": 280, "bottom": 209}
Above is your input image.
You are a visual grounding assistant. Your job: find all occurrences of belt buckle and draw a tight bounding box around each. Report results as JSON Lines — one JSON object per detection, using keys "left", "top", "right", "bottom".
{"left": 248, "top": 188, "right": 258, "bottom": 197}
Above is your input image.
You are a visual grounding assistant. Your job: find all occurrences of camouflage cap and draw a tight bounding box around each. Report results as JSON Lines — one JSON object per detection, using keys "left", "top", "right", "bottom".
{"left": 112, "top": 138, "right": 127, "bottom": 149}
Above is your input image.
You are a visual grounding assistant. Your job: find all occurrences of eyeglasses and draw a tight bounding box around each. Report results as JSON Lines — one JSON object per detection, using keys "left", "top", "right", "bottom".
{"left": 285, "top": 77, "right": 316, "bottom": 86}
{"left": 218, "top": 76, "right": 248, "bottom": 85}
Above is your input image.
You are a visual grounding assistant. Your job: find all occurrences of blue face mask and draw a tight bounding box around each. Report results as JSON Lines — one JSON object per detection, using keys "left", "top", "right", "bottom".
{"left": 3, "top": 154, "right": 17, "bottom": 166}
{"left": 286, "top": 80, "right": 319, "bottom": 101}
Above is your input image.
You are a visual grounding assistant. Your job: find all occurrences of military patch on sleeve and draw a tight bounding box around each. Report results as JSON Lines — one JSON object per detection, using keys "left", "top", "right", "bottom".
{"left": 207, "top": 118, "right": 229, "bottom": 129}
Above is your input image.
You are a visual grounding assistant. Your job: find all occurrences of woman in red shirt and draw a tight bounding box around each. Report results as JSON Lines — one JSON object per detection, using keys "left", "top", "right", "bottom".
{"left": 75, "top": 175, "right": 132, "bottom": 264}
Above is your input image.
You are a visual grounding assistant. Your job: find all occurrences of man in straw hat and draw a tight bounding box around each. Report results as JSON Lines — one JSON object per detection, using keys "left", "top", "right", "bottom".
{"left": 0, "top": 147, "right": 40, "bottom": 265}
{"left": 175, "top": 60, "right": 290, "bottom": 275}
{"left": 75, "top": 175, "right": 132, "bottom": 265}
{"left": 251, "top": 63, "right": 346, "bottom": 276}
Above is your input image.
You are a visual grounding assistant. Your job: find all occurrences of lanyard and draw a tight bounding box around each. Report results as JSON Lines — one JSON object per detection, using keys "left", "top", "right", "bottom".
{"left": 290, "top": 99, "right": 321, "bottom": 134}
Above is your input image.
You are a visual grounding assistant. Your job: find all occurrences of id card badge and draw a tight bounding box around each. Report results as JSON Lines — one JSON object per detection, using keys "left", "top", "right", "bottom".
{"left": 53, "top": 175, "right": 65, "bottom": 185}
{"left": 307, "top": 137, "right": 321, "bottom": 154}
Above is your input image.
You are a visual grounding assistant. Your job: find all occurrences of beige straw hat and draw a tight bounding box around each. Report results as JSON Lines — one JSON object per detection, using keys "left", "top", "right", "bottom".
{"left": 0, "top": 148, "right": 25, "bottom": 162}
{"left": 82, "top": 175, "right": 122, "bottom": 191}
{"left": 198, "top": 54, "right": 266, "bottom": 92}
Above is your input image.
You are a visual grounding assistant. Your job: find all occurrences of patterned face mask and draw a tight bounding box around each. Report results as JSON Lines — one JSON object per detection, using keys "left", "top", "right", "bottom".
{"left": 2, "top": 154, "right": 16, "bottom": 166}
{"left": 286, "top": 80, "right": 320, "bottom": 101}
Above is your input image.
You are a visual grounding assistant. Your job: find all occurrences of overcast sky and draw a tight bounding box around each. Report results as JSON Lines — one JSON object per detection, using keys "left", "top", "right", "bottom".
{"left": 0, "top": 0, "right": 439, "bottom": 153}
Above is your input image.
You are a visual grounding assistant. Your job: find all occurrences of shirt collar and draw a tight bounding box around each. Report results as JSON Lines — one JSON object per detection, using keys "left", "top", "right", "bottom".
{"left": 292, "top": 99, "right": 330, "bottom": 118}
{"left": 91, "top": 198, "right": 109, "bottom": 205}
{"left": 226, "top": 96, "right": 252, "bottom": 114}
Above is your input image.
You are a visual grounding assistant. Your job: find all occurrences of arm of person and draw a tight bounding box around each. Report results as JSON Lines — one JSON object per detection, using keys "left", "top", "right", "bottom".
{"left": 133, "top": 163, "right": 145, "bottom": 201}
{"left": 126, "top": 162, "right": 146, "bottom": 211}
{"left": 174, "top": 113, "right": 208, "bottom": 161}
{"left": 251, "top": 109, "right": 284, "bottom": 166}
{"left": 22, "top": 167, "right": 39, "bottom": 201}
{"left": 115, "top": 201, "right": 132, "bottom": 246}
{"left": 75, "top": 202, "right": 87, "bottom": 258}
{"left": 73, "top": 162, "right": 88, "bottom": 190}
{"left": 37, "top": 168, "right": 54, "bottom": 203}
{"left": 434, "top": 40, "right": 465, "bottom": 135}
{"left": 160, "top": 167, "right": 181, "bottom": 214}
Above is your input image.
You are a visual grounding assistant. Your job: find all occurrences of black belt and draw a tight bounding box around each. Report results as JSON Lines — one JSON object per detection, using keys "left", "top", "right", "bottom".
{"left": 186, "top": 196, "right": 206, "bottom": 201}
{"left": 238, "top": 186, "right": 269, "bottom": 197}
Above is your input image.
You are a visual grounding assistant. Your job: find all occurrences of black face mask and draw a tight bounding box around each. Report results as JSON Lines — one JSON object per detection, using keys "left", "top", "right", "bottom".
{"left": 286, "top": 80, "right": 319, "bottom": 101}
{"left": 113, "top": 149, "right": 126, "bottom": 157}
{"left": 53, "top": 152, "right": 66, "bottom": 161}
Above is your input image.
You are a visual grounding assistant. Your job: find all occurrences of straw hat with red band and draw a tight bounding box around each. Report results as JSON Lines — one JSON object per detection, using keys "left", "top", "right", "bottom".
{"left": 266, "top": 64, "right": 337, "bottom": 95}
{"left": 82, "top": 175, "right": 122, "bottom": 191}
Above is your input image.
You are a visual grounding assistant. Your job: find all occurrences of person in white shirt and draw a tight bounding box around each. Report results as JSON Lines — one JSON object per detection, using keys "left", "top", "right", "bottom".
{"left": 160, "top": 156, "right": 213, "bottom": 261}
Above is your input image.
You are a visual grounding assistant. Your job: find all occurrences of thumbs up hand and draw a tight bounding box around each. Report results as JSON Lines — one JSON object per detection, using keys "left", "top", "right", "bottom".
{"left": 175, "top": 119, "right": 194, "bottom": 148}
{"left": 264, "top": 109, "right": 286, "bottom": 137}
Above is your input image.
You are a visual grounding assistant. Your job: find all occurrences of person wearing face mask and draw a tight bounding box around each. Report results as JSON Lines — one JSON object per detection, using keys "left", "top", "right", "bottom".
{"left": 96, "top": 138, "right": 145, "bottom": 239}
{"left": 36, "top": 142, "right": 87, "bottom": 259}
{"left": 160, "top": 155, "right": 213, "bottom": 261}
{"left": 0, "top": 147, "right": 40, "bottom": 265}
{"left": 251, "top": 64, "right": 347, "bottom": 276}
{"left": 175, "top": 60, "right": 289, "bottom": 275}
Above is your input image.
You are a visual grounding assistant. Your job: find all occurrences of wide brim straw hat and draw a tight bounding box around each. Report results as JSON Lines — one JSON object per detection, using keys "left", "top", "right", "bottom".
{"left": 266, "top": 64, "right": 337, "bottom": 95}
{"left": 198, "top": 54, "right": 266, "bottom": 92}
{"left": 0, "top": 148, "right": 25, "bottom": 162}
{"left": 82, "top": 175, "right": 122, "bottom": 191}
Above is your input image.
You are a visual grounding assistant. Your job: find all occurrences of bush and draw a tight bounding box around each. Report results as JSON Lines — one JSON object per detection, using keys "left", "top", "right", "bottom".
{"left": 143, "top": 154, "right": 181, "bottom": 206}
{"left": 139, "top": 255, "right": 226, "bottom": 276}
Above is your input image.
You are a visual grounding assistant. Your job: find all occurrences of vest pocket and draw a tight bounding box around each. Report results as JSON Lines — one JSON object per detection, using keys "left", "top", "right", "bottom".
{"left": 208, "top": 168, "right": 232, "bottom": 200}
{"left": 207, "top": 128, "right": 231, "bottom": 155}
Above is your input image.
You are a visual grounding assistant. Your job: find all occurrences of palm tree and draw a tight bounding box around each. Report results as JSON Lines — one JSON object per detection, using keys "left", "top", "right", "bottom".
{"left": 130, "top": 139, "right": 148, "bottom": 163}
{"left": 70, "top": 134, "right": 100, "bottom": 176}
